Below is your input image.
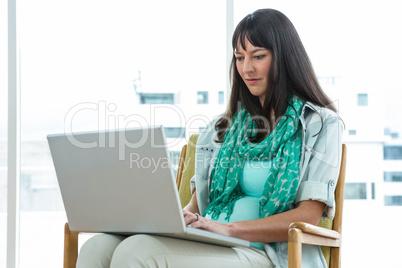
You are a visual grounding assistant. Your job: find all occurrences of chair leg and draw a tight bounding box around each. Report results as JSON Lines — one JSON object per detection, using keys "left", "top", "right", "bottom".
{"left": 288, "top": 228, "right": 302, "bottom": 268}
{"left": 64, "top": 223, "right": 79, "bottom": 268}
{"left": 330, "top": 247, "right": 341, "bottom": 268}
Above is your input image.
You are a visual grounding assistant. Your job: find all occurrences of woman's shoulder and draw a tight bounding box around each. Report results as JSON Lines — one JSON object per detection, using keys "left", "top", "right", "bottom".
{"left": 302, "top": 102, "right": 341, "bottom": 126}
{"left": 301, "top": 102, "right": 343, "bottom": 142}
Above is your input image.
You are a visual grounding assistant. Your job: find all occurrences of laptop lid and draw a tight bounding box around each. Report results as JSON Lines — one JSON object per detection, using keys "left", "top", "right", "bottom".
{"left": 47, "top": 126, "right": 186, "bottom": 234}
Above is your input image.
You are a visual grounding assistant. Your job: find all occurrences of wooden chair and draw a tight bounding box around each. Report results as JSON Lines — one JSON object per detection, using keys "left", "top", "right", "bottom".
{"left": 288, "top": 144, "right": 347, "bottom": 268}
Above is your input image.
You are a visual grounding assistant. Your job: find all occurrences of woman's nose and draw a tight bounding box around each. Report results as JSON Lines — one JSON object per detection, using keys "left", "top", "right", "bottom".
{"left": 242, "top": 58, "right": 254, "bottom": 74}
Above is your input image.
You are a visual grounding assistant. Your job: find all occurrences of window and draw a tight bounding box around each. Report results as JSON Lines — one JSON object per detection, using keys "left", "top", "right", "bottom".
{"left": 384, "top": 146, "right": 402, "bottom": 160}
{"left": 218, "top": 91, "right": 224, "bottom": 104}
{"left": 197, "top": 91, "right": 209, "bottom": 104}
{"left": 139, "top": 93, "right": 175, "bottom": 104}
{"left": 15, "top": 1, "right": 226, "bottom": 267}
{"left": 371, "top": 182, "right": 375, "bottom": 199}
{"left": 384, "top": 128, "right": 400, "bottom": 139}
{"left": 164, "top": 127, "right": 186, "bottom": 139}
{"left": 357, "top": 93, "right": 368, "bottom": 106}
{"left": 384, "top": 172, "right": 402, "bottom": 182}
{"left": 344, "top": 182, "right": 367, "bottom": 199}
{"left": 318, "top": 76, "right": 339, "bottom": 86}
{"left": 385, "top": 195, "right": 402, "bottom": 206}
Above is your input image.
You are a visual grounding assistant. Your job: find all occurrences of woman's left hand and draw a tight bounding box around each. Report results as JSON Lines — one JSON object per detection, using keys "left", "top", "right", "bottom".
{"left": 182, "top": 210, "right": 231, "bottom": 237}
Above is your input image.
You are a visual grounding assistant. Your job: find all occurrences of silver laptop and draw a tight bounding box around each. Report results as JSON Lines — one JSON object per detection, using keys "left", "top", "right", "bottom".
{"left": 47, "top": 126, "right": 249, "bottom": 248}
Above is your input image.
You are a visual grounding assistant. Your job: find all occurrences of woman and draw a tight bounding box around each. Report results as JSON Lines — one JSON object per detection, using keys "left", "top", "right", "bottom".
{"left": 77, "top": 8, "right": 343, "bottom": 268}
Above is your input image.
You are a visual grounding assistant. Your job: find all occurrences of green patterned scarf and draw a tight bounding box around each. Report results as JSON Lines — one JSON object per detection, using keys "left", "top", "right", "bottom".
{"left": 205, "top": 96, "right": 304, "bottom": 221}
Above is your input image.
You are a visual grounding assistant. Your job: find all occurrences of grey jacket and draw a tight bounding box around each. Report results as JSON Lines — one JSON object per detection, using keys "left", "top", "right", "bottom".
{"left": 190, "top": 102, "right": 343, "bottom": 268}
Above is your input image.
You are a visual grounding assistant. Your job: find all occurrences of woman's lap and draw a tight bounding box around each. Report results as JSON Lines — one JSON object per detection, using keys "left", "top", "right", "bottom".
{"left": 77, "top": 234, "right": 273, "bottom": 268}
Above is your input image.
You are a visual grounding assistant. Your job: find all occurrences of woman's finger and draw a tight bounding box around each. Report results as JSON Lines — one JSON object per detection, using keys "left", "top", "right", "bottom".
{"left": 183, "top": 210, "right": 199, "bottom": 225}
{"left": 190, "top": 215, "right": 206, "bottom": 229}
{"left": 182, "top": 209, "right": 191, "bottom": 216}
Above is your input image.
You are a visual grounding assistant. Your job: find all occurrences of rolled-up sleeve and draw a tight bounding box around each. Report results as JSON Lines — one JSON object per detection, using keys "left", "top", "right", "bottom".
{"left": 295, "top": 110, "right": 343, "bottom": 219}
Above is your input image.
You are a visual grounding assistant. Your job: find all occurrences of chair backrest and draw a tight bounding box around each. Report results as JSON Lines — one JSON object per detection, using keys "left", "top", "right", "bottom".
{"left": 175, "top": 139, "right": 346, "bottom": 268}
{"left": 177, "top": 134, "right": 200, "bottom": 208}
{"left": 330, "top": 144, "right": 346, "bottom": 267}
{"left": 300, "top": 143, "right": 346, "bottom": 267}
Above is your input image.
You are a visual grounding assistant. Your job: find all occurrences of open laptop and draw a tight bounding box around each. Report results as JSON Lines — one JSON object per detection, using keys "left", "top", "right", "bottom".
{"left": 47, "top": 126, "right": 249, "bottom": 248}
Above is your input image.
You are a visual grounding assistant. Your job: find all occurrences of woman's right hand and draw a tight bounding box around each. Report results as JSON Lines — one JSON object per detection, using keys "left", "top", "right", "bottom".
{"left": 182, "top": 209, "right": 200, "bottom": 226}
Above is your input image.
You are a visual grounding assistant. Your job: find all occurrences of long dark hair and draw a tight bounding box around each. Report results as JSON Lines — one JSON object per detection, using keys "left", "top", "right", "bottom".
{"left": 216, "top": 8, "right": 336, "bottom": 142}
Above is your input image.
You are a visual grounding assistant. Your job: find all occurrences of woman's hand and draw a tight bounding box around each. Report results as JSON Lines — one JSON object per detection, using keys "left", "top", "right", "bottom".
{"left": 182, "top": 209, "right": 199, "bottom": 225}
{"left": 182, "top": 190, "right": 232, "bottom": 237}
{"left": 182, "top": 210, "right": 232, "bottom": 237}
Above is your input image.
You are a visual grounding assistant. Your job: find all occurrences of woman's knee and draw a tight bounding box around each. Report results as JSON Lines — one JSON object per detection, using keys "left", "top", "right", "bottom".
{"left": 110, "top": 234, "right": 168, "bottom": 268}
{"left": 76, "top": 234, "right": 125, "bottom": 268}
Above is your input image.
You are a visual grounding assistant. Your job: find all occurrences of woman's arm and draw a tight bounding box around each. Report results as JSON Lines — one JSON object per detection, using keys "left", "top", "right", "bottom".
{"left": 184, "top": 199, "right": 325, "bottom": 242}
{"left": 183, "top": 191, "right": 200, "bottom": 222}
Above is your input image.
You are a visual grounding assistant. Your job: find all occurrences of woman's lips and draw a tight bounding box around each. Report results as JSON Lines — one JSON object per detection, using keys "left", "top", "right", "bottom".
{"left": 245, "top": 78, "right": 260, "bottom": 85}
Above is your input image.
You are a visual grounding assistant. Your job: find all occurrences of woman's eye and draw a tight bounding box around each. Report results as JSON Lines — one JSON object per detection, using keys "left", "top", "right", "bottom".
{"left": 254, "top": 55, "right": 266, "bottom": 60}
{"left": 235, "top": 56, "right": 244, "bottom": 61}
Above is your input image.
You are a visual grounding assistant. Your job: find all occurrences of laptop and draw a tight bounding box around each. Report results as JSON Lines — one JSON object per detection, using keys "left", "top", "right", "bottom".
{"left": 47, "top": 126, "right": 250, "bottom": 248}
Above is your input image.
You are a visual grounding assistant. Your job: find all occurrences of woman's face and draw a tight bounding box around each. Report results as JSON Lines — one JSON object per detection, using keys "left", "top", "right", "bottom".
{"left": 235, "top": 38, "right": 272, "bottom": 106}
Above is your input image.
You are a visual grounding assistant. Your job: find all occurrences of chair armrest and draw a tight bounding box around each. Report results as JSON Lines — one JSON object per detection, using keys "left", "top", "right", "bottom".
{"left": 290, "top": 222, "right": 340, "bottom": 239}
{"left": 288, "top": 222, "right": 341, "bottom": 248}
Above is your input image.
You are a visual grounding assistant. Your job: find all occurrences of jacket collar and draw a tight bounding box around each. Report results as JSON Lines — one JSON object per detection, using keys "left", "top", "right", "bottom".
{"left": 302, "top": 101, "right": 321, "bottom": 115}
